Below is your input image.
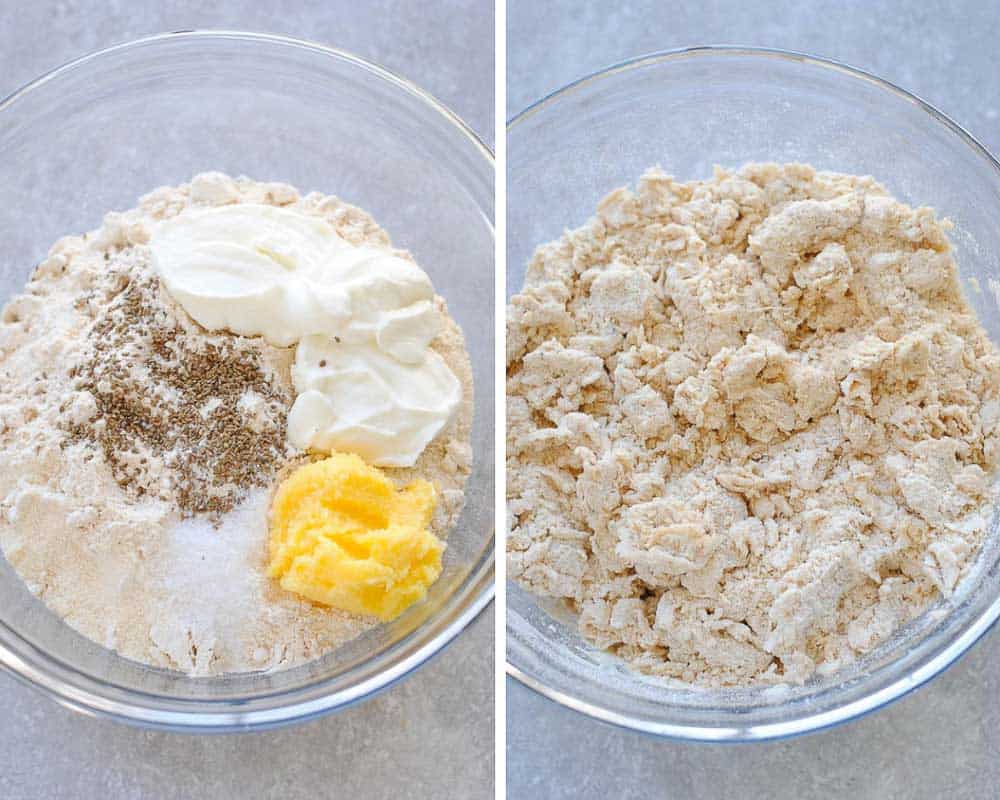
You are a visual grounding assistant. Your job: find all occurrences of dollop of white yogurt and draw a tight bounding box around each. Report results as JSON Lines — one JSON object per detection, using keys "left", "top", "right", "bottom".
{"left": 150, "top": 203, "right": 460, "bottom": 466}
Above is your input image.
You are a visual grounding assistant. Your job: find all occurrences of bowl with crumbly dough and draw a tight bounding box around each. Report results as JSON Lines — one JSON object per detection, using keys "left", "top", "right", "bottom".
{"left": 0, "top": 32, "right": 493, "bottom": 731}
{"left": 507, "top": 46, "right": 1000, "bottom": 741}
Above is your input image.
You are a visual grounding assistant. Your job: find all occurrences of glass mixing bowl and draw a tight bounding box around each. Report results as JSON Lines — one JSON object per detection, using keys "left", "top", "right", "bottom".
{"left": 0, "top": 31, "right": 494, "bottom": 731}
{"left": 507, "top": 46, "right": 1000, "bottom": 741}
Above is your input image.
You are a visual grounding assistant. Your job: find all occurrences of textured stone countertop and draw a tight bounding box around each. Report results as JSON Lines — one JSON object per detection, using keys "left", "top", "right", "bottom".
{"left": 507, "top": 2, "right": 999, "bottom": 799}
{"left": 0, "top": 3, "right": 493, "bottom": 799}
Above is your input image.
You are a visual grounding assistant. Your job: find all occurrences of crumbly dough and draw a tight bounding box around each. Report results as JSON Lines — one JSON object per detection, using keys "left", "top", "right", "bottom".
{"left": 0, "top": 172, "right": 473, "bottom": 675}
{"left": 507, "top": 163, "right": 1000, "bottom": 686}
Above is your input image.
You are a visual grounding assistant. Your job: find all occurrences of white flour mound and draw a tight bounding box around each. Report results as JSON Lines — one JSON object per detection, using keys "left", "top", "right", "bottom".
{"left": 0, "top": 172, "right": 474, "bottom": 676}
{"left": 507, "top": 163, "right": 1000, "bottom": 687}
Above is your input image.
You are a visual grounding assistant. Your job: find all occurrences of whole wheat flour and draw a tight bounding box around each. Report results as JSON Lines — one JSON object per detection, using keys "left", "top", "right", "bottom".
{"left": 507, "top": 163, "right": 1000, "bottom": 686}
{"left": 0, "top": 172, "right": 473, "bottom": 675}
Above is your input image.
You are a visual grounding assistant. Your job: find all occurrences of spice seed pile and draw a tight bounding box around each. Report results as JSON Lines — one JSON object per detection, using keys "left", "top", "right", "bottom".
{"left": 65, "top": 266, "right": 292, "bottom": 516}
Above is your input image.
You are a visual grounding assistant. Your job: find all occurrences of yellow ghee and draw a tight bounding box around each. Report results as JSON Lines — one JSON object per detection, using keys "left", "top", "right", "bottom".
{"left": 267, "top": 452, "right": 443, "bottom": 621}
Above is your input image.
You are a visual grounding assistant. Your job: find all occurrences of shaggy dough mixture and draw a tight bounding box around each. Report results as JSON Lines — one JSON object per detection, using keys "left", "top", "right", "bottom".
{"left": 507, "top": 163, "right": 1000, "bottom": 686}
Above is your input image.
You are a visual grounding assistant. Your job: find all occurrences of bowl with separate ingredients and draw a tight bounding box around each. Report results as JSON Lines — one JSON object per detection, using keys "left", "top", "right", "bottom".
{"left": 506, "top": 47, "right": 1000, "bottom": 741}
{"left": 0, "top": 31, "right": 493, "bottom": 731}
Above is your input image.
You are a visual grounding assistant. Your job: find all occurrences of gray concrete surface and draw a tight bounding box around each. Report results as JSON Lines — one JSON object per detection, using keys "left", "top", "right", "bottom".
{"left": 0, "top": 3, "right": 493, "bottom": 800}
{"left": 507, "top": 1, "right": 1000, "bottom": 798}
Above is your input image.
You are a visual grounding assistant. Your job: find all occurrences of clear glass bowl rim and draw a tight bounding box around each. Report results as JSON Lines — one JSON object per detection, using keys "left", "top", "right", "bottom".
{"left": 505, "top": 44, "right": 1000, "bottom": 742}
{"left": 0, "top": 29, "right": 495, "bottom": 732}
